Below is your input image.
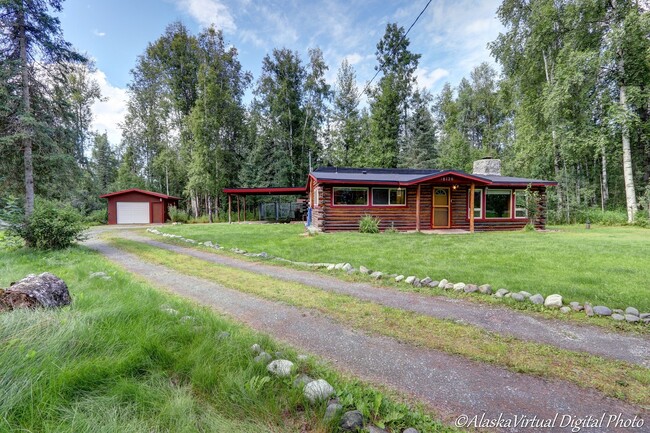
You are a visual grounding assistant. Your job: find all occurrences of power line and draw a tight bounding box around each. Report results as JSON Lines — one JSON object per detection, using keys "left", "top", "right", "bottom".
{"left": 356, "top": 0, "right": 433, "bottom": 103}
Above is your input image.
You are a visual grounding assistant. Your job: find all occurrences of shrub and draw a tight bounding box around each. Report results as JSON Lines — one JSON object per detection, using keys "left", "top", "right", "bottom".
{"left": 85, "top": 209, "right": 108, "bottom": 225}
{"left": 189, "top": 214, "right": 210, "bottom": 224}
{"left": 359, "top": 215, "right": 380, "bottom": 234}
{"left": 168, "top": 206, "right": 189, "bottom": 223}
{"left": 13, "top": 200, "right": 86, "bottom": 250}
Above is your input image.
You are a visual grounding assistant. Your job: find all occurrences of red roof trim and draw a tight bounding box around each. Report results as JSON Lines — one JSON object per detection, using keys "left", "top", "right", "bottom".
{"left": 403, "top": 171, "right": 492, "bottom": 186}
{"left": 99, "top": 188, "right": 180, "bottom": 200}
{"left": 222, "top": 187, "right": 307, "bottom": 195}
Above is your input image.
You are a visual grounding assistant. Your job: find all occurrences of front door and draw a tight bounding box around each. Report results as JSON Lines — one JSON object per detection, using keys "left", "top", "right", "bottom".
{"left": 152, "top": 202, "right": 163, "bottom": 223}
{"left": 432, "top": 187, "right": 450, "bottom": 228}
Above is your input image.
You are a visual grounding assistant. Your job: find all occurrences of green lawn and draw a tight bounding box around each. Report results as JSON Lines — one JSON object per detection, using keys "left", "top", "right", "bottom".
{"left": 155, "top": 223, "right": 650, "bottom": 312}
{"left": 0, "top": 247, "right": 445, "bottom": 433}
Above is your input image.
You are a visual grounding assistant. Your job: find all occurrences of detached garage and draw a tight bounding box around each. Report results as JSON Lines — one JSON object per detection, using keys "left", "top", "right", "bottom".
{"left": 100, "top": 189, "right": 180, "bottom": 225}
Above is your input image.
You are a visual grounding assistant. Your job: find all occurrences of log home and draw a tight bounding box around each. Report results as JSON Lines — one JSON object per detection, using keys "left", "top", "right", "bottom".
{"left": 306, "top": 158, "right": 556, "bottom": 232}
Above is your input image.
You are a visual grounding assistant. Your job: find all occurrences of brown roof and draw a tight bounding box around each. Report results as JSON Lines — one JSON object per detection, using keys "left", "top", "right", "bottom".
{"left": 99, "top": 188, "right": 181, "bottom": 200}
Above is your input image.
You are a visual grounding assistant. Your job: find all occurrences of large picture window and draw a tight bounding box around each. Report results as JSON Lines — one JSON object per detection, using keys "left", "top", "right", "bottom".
{"left": 372, "top": 188, "right": 406, "bottom": 206}
{"left": 515, "top": 190, "right": 527, "bottom": 219}
{"left": 485, "top": 189, "right": 511, "bottom": 219}
{"left": 468, "top": 189, "right": 482, "bottom": 218}
{"left": 333, "top": 187, "right": 368, "bottom": 206}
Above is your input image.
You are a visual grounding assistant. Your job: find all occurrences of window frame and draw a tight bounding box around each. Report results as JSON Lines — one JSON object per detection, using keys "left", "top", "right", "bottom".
{"left": 331, "top": 187, "right": 369, "bottom": 207}
{"left": 371, "top": 187, "right": 407, "bottom": 207}
{"left": 467, "top": 188, "right": 483, "bottom": 219}
{"left": 514, "top": 190, "right": 528, "bottom": 219}
{"left": 484, "top": 188, "right": 512, "bottom": 219}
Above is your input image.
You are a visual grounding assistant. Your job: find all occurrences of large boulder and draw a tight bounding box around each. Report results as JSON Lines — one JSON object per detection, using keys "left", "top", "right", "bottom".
{"left": 0, "top": 273, "right": 71, "bottom": 311}
{"left": 304, "top": 379, "right": 335, "bottom": 403}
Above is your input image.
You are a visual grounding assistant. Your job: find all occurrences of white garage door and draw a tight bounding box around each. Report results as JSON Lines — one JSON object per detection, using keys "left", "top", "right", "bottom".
{"left": 116, "top": 202, "right": 150, "bottom": 224}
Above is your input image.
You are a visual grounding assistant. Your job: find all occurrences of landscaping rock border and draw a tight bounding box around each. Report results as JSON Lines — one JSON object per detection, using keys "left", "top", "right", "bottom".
{"left": 146, "top": 228, "right": 650, "bottom": 325}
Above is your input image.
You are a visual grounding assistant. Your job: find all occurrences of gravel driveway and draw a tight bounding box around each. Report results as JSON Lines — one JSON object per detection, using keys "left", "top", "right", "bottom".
{"left": 86, "top": 237, "right": 647, "bottom": 433}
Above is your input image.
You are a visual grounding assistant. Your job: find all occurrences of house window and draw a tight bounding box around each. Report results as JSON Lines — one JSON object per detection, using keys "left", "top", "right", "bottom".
{"left": 372, "top": 188, "right": 406, "bottom": 206}
{"left": 485, "top": 189, "right": 511, "bottom": 218}
{"left": 515, "top": 190, "right": 527, "bottom": 219}
{"left": 333, "top": 187, "right": 368, "bottom": 206}
{"left": 468, "top": 189, "right": 482, "bottom": 218}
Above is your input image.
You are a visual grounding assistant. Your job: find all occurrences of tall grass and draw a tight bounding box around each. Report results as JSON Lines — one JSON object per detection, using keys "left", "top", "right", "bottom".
{"left": 0, "top": 247, "right": 444, "bottom": 433}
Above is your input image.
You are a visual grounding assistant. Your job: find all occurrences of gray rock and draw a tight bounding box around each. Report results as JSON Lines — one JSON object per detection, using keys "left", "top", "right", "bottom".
{"left": 640, "top": 313, "right": 650, "bottom": 319}
{"left": 519, "top": 291, "right": 532, "bottom": 298}
{"left": 259, "top": 252, "right": 269, "bottom": 258}
{"left": 297, "top": 354, "right": 309, "bottom": 361}
{"left": 327, "top": 264, "right": 336, "bottom": 270}
{"left": 342, "top": 263, "right": 353, "bottom": 272}
{"left": 625, "top": 307, "right": 639, "bottom": 317}
{"left": 366, "top": 426, "right": 388, "bottom": 433}
{"left": 584, "top": 303, "right": 594, "bottom": 316}
{"left": 346, "top": 268, "right": 357, "bottom": 274}
{"left": 293, "top": 374, "right": 313, "bottom": 388}
{"left": 180, "top": 315, "right": 194, "bottom": 323}
{"left": 437, "top": 279, "right": 448, "bottom": 288}
{"left": 429, "top": 280, "right": 439, "bottom": 288}
{"left": 643, "top": 318, "right": 650, "bottom": 324}
{"left": 593, "top": 306, "right": 612, "bottom": 316}
{"left": 340, "top": 410, "right": 364, "bottom": 431}
{"left": 217, "top": 331, "right": 230, "bottom": 339}
{"left": 203, "top": 241, "right": 214, "bottom": 247}
{"left": 511, "top": 293, "right": 525, "bottom": 302}
{"left": 611, "top": 314, "right": 625, "bottom": 321}
{"left": 464, "top": 284, "right": 479, "bottom": 293}
{"left": 395, "top": 275, "right": 405, "bottom": 282}
{"left": 570, "top": 302, "right": 583, "bottom": 311}
{"left": 254, "top": 352, "right": 272, "bottom": 363}
{"left": 495, "top": 288, "right": 509, "bottom": 298}
{"left": 370, "top": 271, "right": 383, "bottom": 280}
{"left": 504, "top": 292, "right": 512, "bottom": 298}
{"left": 420, "top": 277, "right": 432, "bottom": 285}
{"left": 304, "top": 379, "right": 335, "bottom": 403}
{"left": 529, "top": 294, "right": 544, "bottom": 305}
{"left": 251, "top": 344, "right": 262, "bottom": 354}
{"left": 560, "top": 306, "right": 571, "bottom": 314}
{"left": 478, "top": 284, "right": 493, "bottom": 295}
{"left": 625, "top": 314, "right": 640, "bottom": 323}
{"left": 359, "top": 266, "right": 371, "bottom": 274}
{"left": 405, "top": 276, "right": 417, "bottom": 285}
{"left": 267, "top": 359, "right": 294, "bottom": 377}
{"left": 444, "top": 283, "right": 454, "bottom": 290}
{"left": 453, "top": 282, "right": 466, "bottom": 291}
{"left": 3, "top": 272, "right": 72, "bottom": 309}
{"left": 544, "top": 294, "right": 563, "bottom": 308}
{"left": 613, "top": 309, "right": 624, "bottom": 315}
{"left": 403, "top": 429, "right": 420, "bottom": 433}
{"left": 412, "top": 279, "right": 422, "bottom": 287}
{"left": 161, "top": 307, "right": 179, "bottom": 316}
{"left": 334, "top": 263, "right": 344, "bottom": 270}
{"left": 324, "top": 403, "right": 343, "bottom": 422}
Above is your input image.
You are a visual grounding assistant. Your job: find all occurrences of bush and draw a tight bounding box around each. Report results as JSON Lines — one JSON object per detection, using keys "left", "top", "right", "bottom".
{"left": 359, "top": 215, "right": 380, "bottom": 234}
{"left": 13, "top": 200, "right": 86, "bottom": 250}
{"left": 85, "top": 209, "right": 108, "bottom": 225}
{"left": 168, "top": 206, "right": 189, "bottom": 223}
{"left": 189, "top": 214, "right": 210, "bottom": 224}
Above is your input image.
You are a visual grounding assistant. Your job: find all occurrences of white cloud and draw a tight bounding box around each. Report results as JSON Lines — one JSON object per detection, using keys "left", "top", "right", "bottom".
{"left": 415, "top": 67, "right": 450, "bottom": 90}
{"left": 93, "top": 29, "right": 106, "bottom": 37}
{"left": 90, "top": 69, "right": 128, "bottom": 145}
{"left": 175, "top": 0, "right": 236, "bottom": 33}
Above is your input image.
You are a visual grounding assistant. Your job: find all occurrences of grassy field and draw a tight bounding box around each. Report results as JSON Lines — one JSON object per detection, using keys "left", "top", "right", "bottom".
{"left": 108, "top": 238, "right": 650, "bottom": 406}
{"left": 155, "top": 223, "right": 650, "bottom": 312}
{"left": 0, "top": 247, "right": 446, "bottom": 433}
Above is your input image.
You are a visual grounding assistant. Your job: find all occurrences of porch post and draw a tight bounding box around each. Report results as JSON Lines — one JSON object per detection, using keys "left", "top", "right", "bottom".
{"left": 470, "top": 183, "right": 475, "bottom": 233}
{"left": 237, "top": 195, "right": 240, "bottom": 222}
{"left": 228, "top": 194, "right": 232, "bottom": 224}
{"left": 416, "top": 184, "right": 421, "bottom": 232}
{"left": 243, "top": 196, "right": 247, "bottom": 222}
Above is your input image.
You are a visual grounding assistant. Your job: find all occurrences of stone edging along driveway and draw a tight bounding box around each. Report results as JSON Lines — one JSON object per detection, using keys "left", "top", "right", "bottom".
{"left": 115, "top": 231, "right": 650, "bottom": 368}
{"left": 85, "top": 238, "right": 647, "bottom": 433}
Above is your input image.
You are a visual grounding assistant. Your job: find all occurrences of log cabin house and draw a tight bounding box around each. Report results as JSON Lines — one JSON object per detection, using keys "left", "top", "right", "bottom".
{"left": 224, "top": 158, "right": 556, "bottom": 232}
{"left": 307, "top": 158, "right": 556, "bottom": 232}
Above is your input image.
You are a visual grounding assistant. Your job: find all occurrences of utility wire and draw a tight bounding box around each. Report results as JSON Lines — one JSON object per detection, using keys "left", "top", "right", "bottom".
{"left": 356, "top": 0, "right": 433, "bottom": 103}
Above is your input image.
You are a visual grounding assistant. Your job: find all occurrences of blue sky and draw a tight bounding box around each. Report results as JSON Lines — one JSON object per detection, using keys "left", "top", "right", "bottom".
{"left": 57, "top": 0, "right": 504, "bottom": 144}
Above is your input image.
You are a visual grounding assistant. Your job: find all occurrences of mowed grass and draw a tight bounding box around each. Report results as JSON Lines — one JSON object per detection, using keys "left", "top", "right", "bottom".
{"left": 109, "top": 238, "right": 650, "bottom": 406}
{"left": 0, "top": 247, "right": 448, "bottom": 433}
{"left": 155, "top": 223, "right": 650, "bottom": 312}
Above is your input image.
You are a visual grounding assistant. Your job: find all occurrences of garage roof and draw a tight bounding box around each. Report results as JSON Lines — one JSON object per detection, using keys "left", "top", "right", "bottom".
{"left": 99, "top": 188, "right": 181, "bottom": 200}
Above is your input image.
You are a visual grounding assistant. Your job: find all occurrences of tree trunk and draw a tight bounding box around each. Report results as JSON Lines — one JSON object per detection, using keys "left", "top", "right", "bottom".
{"left": 601, "top": 141, "right": 609, "bottom": 208}
{"left": 18, "top": 7, "right": 34, "bottom": 218}
{"left": 620, "top": 85, "right": 638, "bottom": 222}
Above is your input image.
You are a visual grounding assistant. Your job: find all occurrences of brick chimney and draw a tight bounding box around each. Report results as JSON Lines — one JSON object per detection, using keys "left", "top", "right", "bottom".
{"left": 472, "top": 157, "right": 501, "bottom": 176}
